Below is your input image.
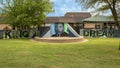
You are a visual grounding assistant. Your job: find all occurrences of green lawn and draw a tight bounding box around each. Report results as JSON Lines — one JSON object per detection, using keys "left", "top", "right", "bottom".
{"left": 0, "top": 38, "right": 120, "bottom": 68}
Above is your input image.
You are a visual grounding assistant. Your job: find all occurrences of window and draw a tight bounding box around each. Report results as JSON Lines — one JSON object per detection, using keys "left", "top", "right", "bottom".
{"left": 103, "top": 23, "right": 107, "bottom": 29}
{"left": 95, "top": 24, "right": 100, "bottom": 29}
{"left": 109, "top": 23, "right": 115, "bottom": 29}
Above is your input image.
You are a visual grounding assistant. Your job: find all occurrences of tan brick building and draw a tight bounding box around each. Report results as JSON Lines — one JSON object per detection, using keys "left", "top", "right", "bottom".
{"left": 0, "top": 12, "right": 119, "bottom": 37}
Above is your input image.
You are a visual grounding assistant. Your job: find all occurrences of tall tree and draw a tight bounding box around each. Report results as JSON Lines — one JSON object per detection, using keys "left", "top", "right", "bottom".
{"left": 76, "top": 0, "right": 120, "bottom": 36}
{"left": 0, "top": 0, "right": 54, "bottom": 30}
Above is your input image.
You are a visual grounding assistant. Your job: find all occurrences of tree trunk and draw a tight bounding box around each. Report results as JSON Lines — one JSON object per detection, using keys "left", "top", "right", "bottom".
{"left": 106, "top": 0, "right": 120, "bottom": 37}
{"left": 118, "top": 25, "right": 120, "bottom": 37}
{"left": 119, "top": 41, "right": 120, "bottom": 50}
{"left": 112, "top": 18, "right": 120, "bottom": 37}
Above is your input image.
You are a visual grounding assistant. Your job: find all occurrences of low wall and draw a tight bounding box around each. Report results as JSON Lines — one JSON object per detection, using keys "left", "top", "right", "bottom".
{"left": 0, "top": 29, "right": 119, "bottom": 39}
{"left": 80, "top": 29, "right": 119, "bottom": 37}
{"left": 0, "top": 30, "right": 40, "bottom": 39}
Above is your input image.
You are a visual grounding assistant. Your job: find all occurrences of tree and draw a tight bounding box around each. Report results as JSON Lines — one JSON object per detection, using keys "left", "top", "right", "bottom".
{"left": 76, "top": 0, "right": 120, "bottom": 36}
{"left": 0, "top": 0, "right": 54, "bottom": 30}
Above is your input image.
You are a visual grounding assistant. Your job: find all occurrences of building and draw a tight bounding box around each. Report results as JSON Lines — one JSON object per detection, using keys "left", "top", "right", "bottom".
{"left": 41, "top": 12, "right": 119, "bottom": 37}
{"left": 40, "top": 12, "right": 91, "bottom": 37}
{"left": 0, "top": 16, "right": 12, "bottom": 30}
{"left": 83, "top": 15, "right": 118, "bottom": 30}
{"left": 0, "top": 12, "right": 119, "bottom": 37}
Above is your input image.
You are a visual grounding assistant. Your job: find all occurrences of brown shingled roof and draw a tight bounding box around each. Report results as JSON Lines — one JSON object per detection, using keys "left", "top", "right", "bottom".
{"left": 65, "top": 12, "right": 91, "bottom": 18}
{"left": 44, "top": 12, "right": 91, "bottom": 23}
{"left": 59, "top": 17, "right": 75, "bottom": 23}
{"left": 44, "top": 17, "right": 59, "bottom": 23}
{"left": 44, "top": 17, "right": 75, "bottom": 23}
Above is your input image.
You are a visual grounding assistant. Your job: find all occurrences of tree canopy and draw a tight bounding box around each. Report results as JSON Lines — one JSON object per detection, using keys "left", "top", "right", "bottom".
{"left": 76, "top": 0, "right": 120, "bottom": 36}
{"left": 0, "top": 0, "right": 54, "bottom": 30}
{"left": 76, "top": 0, "right": 120, "bottom": 16}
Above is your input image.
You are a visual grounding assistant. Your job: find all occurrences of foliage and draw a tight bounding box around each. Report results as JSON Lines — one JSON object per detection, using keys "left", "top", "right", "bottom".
{"left": 0, "top": 0, "right": 54, "bottom": 30}
{"left": 76, "top": 0, "right": 120, "bottom": 36}
{"left": 76, "top": 0, "right": 119, "bottom": 15}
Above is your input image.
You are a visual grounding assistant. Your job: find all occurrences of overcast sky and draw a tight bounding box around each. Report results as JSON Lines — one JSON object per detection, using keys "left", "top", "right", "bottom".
{"left": 47, "top": 0, "right": 89, "bottom": 16}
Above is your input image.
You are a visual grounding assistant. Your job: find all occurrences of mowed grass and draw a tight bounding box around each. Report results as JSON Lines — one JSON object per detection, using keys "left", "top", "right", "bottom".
{"left": 0, "top": 38, "right": 120, "bottom": 68}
